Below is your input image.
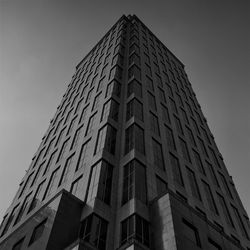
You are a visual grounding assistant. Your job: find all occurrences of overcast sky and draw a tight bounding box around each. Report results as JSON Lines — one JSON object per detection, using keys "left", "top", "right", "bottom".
{"left": 0, "top": 0, "right": 249, "bottom": 220}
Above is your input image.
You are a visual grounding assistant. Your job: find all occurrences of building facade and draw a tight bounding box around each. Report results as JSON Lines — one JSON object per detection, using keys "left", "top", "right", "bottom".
{"left": 0, "top": 14, "right": 249, "bottom": 250}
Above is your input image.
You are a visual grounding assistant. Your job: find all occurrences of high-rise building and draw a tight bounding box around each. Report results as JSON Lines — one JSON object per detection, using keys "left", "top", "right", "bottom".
{"left": 0, "top": 14, "right": 249, "bottom": 250}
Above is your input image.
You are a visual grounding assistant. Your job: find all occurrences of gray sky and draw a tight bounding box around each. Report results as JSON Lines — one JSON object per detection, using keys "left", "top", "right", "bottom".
{"left": 0, "top": 0, "right": 249, "bottom": 220}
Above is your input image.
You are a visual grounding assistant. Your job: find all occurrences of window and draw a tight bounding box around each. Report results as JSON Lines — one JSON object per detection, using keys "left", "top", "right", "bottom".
{"left": 156, "top": 176, "right": 168, "bottom": 196}
{"left": 70, "top": 176, "right": 83, "bottom": 198}
{"left": 76, "top": 139, "right": 91, "bottom": 171}
{"left": 208, "top": 238, "right": 222, "bottom": 250}
{"left": 95, "top": 124, "right": 117, "bottom": 155}
{"left": 32, "top": 147, "right": 45, "bottom": 169}
{"left": 217, "top": 193, "right": 234, "bottom": 228}
{"left": 85, "top": 113, "right": 97, "bottom": 136}
{"left": 85, "top": 88, "right": 94, "bottom": 104}
{"left": 155, "top": 73, "right": 162, "bottom": 86}
{"left": 198, "top": 137, "right": 209, "bottom": 158}
{"left": 97, "top": 77, "right": 105, "bottom": 92}
{"left": 19, "top": 172, "right": 34, "bottom": 198}
{"left": 149, "top": 112, "right": 160, "bottom": 136}
{"left": 80, "top": 214, "right": 108, "bottom": 250}
{"left": 181, "top": 108, "right": 189, "bottom": 124}
{"left": 179, "top": 138, "right": 191, "bottom": 162}
{"left": 146, "top": 76, "right": 154, "bottom": 92}
{"left": 101, "top": 98, "right": 119, "bottom": 122}
{"left": 29, "top": 219, "right": 47, "bottom": 246}
{"left": 122, "top": 160, "right": 147, "bottom": 205}
{"left": 43, "top": 167, "right": 60, "bottom": 199}
{"left": 152, "top": 139, "right": 165, "bottom": 171}
{"left": 127, "top": 79, "right": 142, "bottom": 98}
{"left": 201, "top": 127, "right": 211, "bottom": 145}
{"left": 231, "top": 205, "right": 249, "bottom": 239}
{"left": 44, "top": 137, "right": 55, "bottom": 158}
{"left": 126, "top": 98, "right": 143, "bottom": 121}
{"left": 174, "top": 115, "right": 183, "bottom": 135}
{"left": 186, "top": 167, "right": 202, "bottom": 201}
{"left": 176, "top": 93, "right": 184, "bottom": 107}
{"left": 67, "top": 116, "right": 77, "bottom": 135}
{"left": 86, "top": 161, "right": 113, "bottom": 205}
{"left": 14, "top": 192, "right": 32, "bottom": 225}
{"left": 166, "top": 83, "right": 173, "bottom": 97}
{"left": 165, "top": 126, "right": 176, "bottom": 150}
{"left": 121, "top": 215, "right": 149, "bottom": 247}
{"left": 170, "top": 153, "right": 184, "bottom": 186}
{"left": 92, "top": 92, "right": 102, "bottom": 111}
{"left": 57, "top": 139, "right": 69, "bottom": 162}
{"left": 28, "top": 181, "right": 45, "bottom": 212}
{"left": 43, "top": 150, "right": 57, "bottom": 176}
{"left": 209, "top": 147, "right": 221, "bottom": 168}
{"left": 55, "top": 127, "right": 66, "bottom": 147}
{"left": 158, "top": 88, "right": 166, "bottom": 103}
{"left": 79, "top": 105, "right": 89, "bottom": 124}
{"left": 169, "top": 97, "right": 178, "bottom": 114}
{"left": 186, "top": 126, "right": 196, "bottom": 147}
{"left": 128, "top": 64, "right": 141, "bottom": 80}
{"left": 124, "top": 124, "right": 145, "bottom": 155}
{"left": 112, "top": 53, "right": 124, "bottom": 66}
{"left": 182, "top": 219, "right": 200, "bottom": 247}
{"left": 30, "top": 161, "right": 46, "bottom": 187}
{"left": 101, "top": 64, "right": 108, "bottom": 77}
{"left": 129, "top": 52, "right": 140, "bottom": 66}
{"left": 58, "top": 154, "right": 75, "bottom": 187}
{"left": 71, "top": 125, "right": 83, "bottom": 150}
{"left": 161, "top": 105, "right": 170, "bottom": 124}
{"left": 191, "top": 117, "right": 200, "bottom": 134}
{"left": 193, "top": 150, "right": 205, "bottom": 175}
{"left": 109, "top": 65, "right": 123, "bottom": 80}
{"left": 64, "top": 109, "right": 73, "bottom": 125}
{"left": 12, "top": 237, "right": 25, "bottom": 250}
{"left": 145, "top": 63, "right": 152, "bottom": 76}
{"left": 106, "top": 79, "right": 121, "bottom": 98}
{"left": 206, "top": 161, "right": 220, "bottom": 187}
{"left": 219, "top": 173, "right": 233, "bottom": 199}
{"left": 202, "top": 181, "right": 218, "bottom": 215}
{"left": 147, "top": 92, "right": 157, "bottom": 111}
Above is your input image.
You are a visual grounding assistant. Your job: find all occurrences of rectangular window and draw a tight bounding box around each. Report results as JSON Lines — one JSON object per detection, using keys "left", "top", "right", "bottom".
{"left": 14, "top": 192, "right": 32, "bottom": 225}
{"left": 202, "top": 181, "right": 218, "bottom": 214}
{"left": 43, "top": 167, "right": 60, "bottom": 199}
{"left": 170, "top": 153, "right": 184, "bottom": 186}
{"left": 101, "top": 98, "right": 119, "bottom": 122}
{"left": 67, "top": 116, "right": 77, "bottom": 135}
{"left": 58, "top": 153, "right": 75, "bottom": 187}
{"left": 57, "top": 139, "right": 69, "bottom": 162}
{"left": 166, "top": 83, "right": 173, "bottom": 97}
{"left": 231, "top": 205, "right": 249, "bottom": 239}
{"left": 181, "top": 108, "right": 189, "bottom": 124}
{"left": 76, "top": 139, "right": 90, "bottom": 171}
{"left": 97, "top": 77, "right": 105, "bottom": 92}
{"left": 161, "top": 105, "right": 170, "bottom": 124}
{"left": 186, "top": 126, "right": 196, "bottom": 147}
{"left": 198, "top": 137, "right": 209, "bottom": 158}
{"left": 95, "top": 124, "right": 117, "bottom": 155}
{"left": 85, "top": 88, "right": 94, "bottom": 104}
{"left": 174, "top": 115, "right": 183, "bottom": 135}
{"left": 152, "top": 139, "right": 165, "bottom": 171}
{"left": 106, "top": 79, "right": 121, "bottom": 98}
{"left": 179, "top": 138, "right": 191, "bottom": 162}
{"left": 101, "top": 64, "right": 108, "bottom": 77}
{"left": 129, "top": 52, "right": 140, "bottom": 66}
{"left": 169, "top": 97, "right": 178, "bottom": 114}
{"left": 158, "top": 87, "right": 166, "bottom": 103}
{"left": 191, "top": 117, "right": 200, "bottom": 134}
{"left": 43, "top": 150, "right": 57, "bottom": 176}
{"left": 122, "top": 160, "right": 147, "bottom": 205}
{"left": 30, "top": 161, "right": 46, "bottom": 187}
{"left": 156, "top": 175, "right": 168, "bottom": 196}
{"left": 206, "top": 161, "right": 220, "bottom": 187}
{"left": 145, "top": 63, "right": 152, "bottom": 76}
{"left": 64, "top": 109, "right": 73, "bottom": 125}
{"left": 193, "top": 150, "right": 205, "bottom": 175}
{"left": 92, "top": 92, "right": 102, "bottom": 111}
{"left": 176, "top": 93, "right": 184, "bottom": 107}
{"left": 201, "top": 127, "right": 211, "bottom": 145}
{"left": 71, "top": 125, "right": 83, "bottom": 150}
{"left": 79, "top": 105, "right": 89, "bottom": 124}
{"left": 44, "top": 137, "right": 55, "bottom": 158}
{"left": 70, "top": 175, "right": 83, "bottom": 198}
{"left": 149, "top": 112, "right": 160, "bottom": 136}
{"left": 217, "top": 193, "right": 234, "bottom": 228}
{"left": 28, "top": 181, "right": 45, "bottom": 212}
{"left": 209, "top": 147, "right": 221, "bottom": 168}
{"left": 182, "top": 219, "right": 200, "bottom": 247}
{"left": 85, "top": 113, "right": 97, "bottom": 136}
{"left": 219, "top": 173, "right": 233, "bottom": 199}
{"left": 121, "top": 215, "right": 149, "bottom": 247}
{"left": 55, "top": 127, "right": 66, "bottom": 147}
{"left": 80, "top": 214, "right": 108, "bottom": 250}
{"left": 128, "top": 64, "right": 141, "bottom": 80}
{"left": 109, "top": 65, "right": 123, "bottom": 80}
{"left": 19, "top": 172, "right": 34, "bottom": 198}
{"left": 29, "top": 219, "right": 47, "bottom": 246}
{"left": 127, "top": 79, "right": 142, "bottom": 98}
{"left": 186, "top": 167, "right": 202, "bottom": 201}
{"left": 124, "top": 124, "right": 145, "bottom": 155}
{"left": 147, "top": 92, "right": 157, "bottom": 111}
{"left": 126, "top": 98, "right": 143, "bottom": 121}
{"left": 165, "top": 126, "right": 176, "bottom": 150}
{"left": 146, "top": 76, "right": 154, "bottom": 92}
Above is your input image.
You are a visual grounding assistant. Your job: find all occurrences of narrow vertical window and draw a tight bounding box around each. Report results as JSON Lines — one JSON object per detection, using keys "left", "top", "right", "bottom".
{"left": 152, "top": 139, "right": 165, "bottom": 171}
{"left": 70, "top": 175, "right": 83, "bottom": 198}
{"left": 170, "top": 153, "right": 184, "bottom": 186}
{"left": 219, "top": 173, "right": 233, "bottom": 199}
{"left": 28, "top": 181, "right": 45, "bottom": 212}
{"left": 147, "top": 92, "right": 157, "bottom": 111}
{"left": 156, "top": 176, "right": 168, "bottom": 196}
{"left": 43, "top": 150, "right": 57, "bottom": 176}
{"left": 161, "top": 105, "right": 170, "bottom": 124}
{"left": 43, "top": 167, "right": 60, "bottom": 199}
{"left": 126, "top": 99, "right": 143, "bottom": 121}
{"left": 165, "top": 126, "right": 176, "bottom": 150}
{"left": 202, "top": 181, "right": 218, "bottom": 215}
{"left": 57, "top": 139, "right": 69, "bottom": 162}
{"left": 76, "top": 139, "right": 90, "bottom": 172}
{"left": 149, "top": 112, "right": 160, "bottom": 136}
{"left": 182, "top": 219, "right": 201, "bottom": 247}
{"left": 193, "top": 150, "right": 205, "bottom": 175}
{"left": 85, "top": 113, "right": 96, "bottom": 136}
{"left": 186, "top": 167, "right": 202, "bottom": 201}
{"left": 174, "top": 115, "right": 183, "bottom": 135}
{"left": 179, "top": 138, "right": 191, "bottom": 162}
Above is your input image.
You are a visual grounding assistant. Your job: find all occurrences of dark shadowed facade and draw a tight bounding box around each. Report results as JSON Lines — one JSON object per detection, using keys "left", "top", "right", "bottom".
{"left": 0, "top": 15, "right": 249, "bottom": 250}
